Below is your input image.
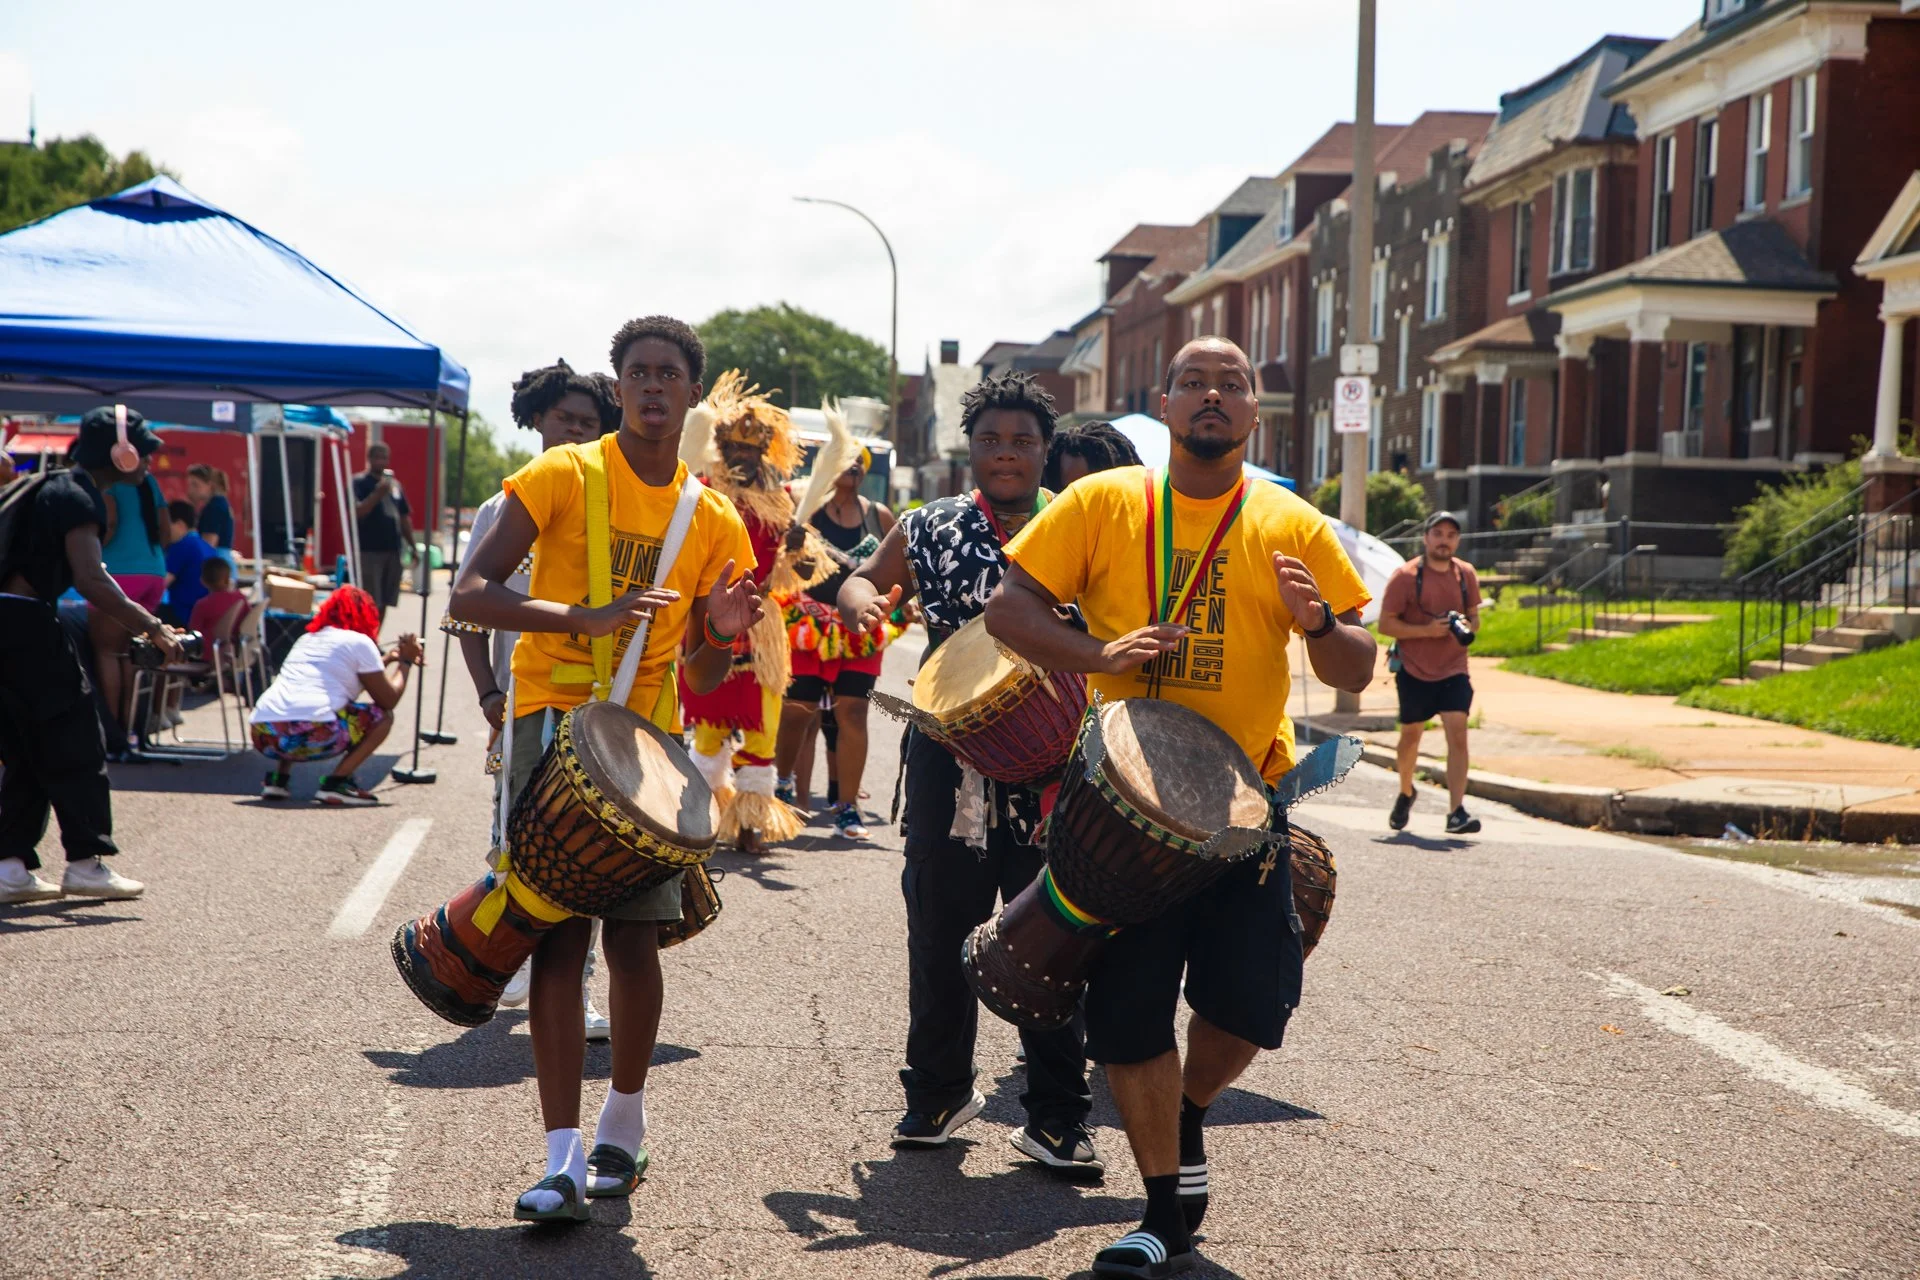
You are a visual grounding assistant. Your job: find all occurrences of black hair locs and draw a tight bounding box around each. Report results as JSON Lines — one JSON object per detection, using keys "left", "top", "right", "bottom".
{"left": 1044, "top": 420, "right": 1142, "bottom": 489}
{"left": 509, "top": 358, "right": 621, "bottom": 432}
{"left": 960, "top": 369, "right": 1058, "bottom": 439}
{"left": 608, "top": 316, "right": 706, "bottom": 385}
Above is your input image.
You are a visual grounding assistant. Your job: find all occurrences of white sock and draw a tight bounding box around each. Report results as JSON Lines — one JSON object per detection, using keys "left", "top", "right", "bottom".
{"left": 520, "top": 1127, "right": 584, "bottom": 1212}
{"left": 595, "top": 1086, "right": 647, "bottom": 1159}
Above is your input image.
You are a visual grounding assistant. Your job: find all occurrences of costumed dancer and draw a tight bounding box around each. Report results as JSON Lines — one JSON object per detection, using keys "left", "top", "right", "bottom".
{"left": 449, "top": 317, "right": 760, "bottom": 1224}
{"left": 673, "top": 370, "right": 821, "bottom": 854}
{"left": 441, "top": 359, "right": 617, "bottom": 1031}
{"left": 985, "top": 338, "right": 1375, "bottom": 1278}
{"left": 837, "top": 370, "right": 1100, "bottom": 1174}
{"left": 774, "top": 445, "right": 896, "bottom": 839}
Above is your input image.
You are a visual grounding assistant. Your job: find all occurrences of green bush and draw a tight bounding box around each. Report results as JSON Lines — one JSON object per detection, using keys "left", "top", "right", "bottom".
{"left": 1722, "top": 459, "right": 1859, "bottom": 578}
{"left": 1493, "top": 487, "right": 1554, "bottom": 531}
{"left": 1310, "top": 471, "right": 1429, "bottom": 534}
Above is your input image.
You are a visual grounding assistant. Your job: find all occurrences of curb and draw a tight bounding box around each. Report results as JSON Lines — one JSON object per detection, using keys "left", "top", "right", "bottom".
{"left": 1353, "top": 745, "right": 1616, "bottom": 830}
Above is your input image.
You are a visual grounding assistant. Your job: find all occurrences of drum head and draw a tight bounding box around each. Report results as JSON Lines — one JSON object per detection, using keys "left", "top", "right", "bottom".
{"left": 569, "top": 700, "right": 718, "bottom": 851}
{"left": 912, "top": 616, "right": 1021, "bottom": 722}
{"left": 1097, "top": 699, "right": 1269, "bottom": 842}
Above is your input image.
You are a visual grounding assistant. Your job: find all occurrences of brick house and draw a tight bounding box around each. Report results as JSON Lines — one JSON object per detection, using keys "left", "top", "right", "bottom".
{"left": 1105, "top": 221, "right": 1210, "bottom": 418}
{"left": 1544, "top": 0, "right": 1920, "bottom": 529}
{"left": 1428, "top": 36, "right": 1663, "bottom": 529}
{"left": 1160, "top": 124, "right": 1404, "bottom": 475}
{"left": 975, "top": 332, "right": 1078, "bottom": 413}
{"left": 1302, "top": 111, "right": 1498, "bottom": 504}
{"left": 908, "top": 340, "right": 982, "bottom": 499}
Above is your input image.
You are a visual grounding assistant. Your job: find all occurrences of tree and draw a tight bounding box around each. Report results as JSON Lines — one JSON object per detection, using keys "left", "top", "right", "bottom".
{"left": 443, "top": 412, "right": 533, "bottom": 510}
{"left": 697, "top": 303, "right": 888, "bottom": 410}
{"left": 0, "top": 136, "right": 173, "bottom": 235}
{"left": 1310, "top": 471, "right": 1429, "bottom": 534}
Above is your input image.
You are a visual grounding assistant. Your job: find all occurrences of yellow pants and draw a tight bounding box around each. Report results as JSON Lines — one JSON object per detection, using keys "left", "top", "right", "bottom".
{"left": 691, "top": 684, "right": 781, "bottom": 767}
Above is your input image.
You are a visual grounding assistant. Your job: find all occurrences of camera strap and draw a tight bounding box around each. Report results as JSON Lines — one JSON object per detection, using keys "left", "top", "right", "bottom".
{"left": 1414, "top": 559, "right": 1469, "bottom": 618}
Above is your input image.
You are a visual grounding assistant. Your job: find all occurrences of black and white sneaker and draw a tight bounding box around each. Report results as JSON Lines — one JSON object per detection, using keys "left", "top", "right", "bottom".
{"left": 891, "top": 1089, "right": 986, "bottom": 1148}
{"left": 1446, "top": 806, "right": 1482, "bottom": 834}
{"left": 1010, "top": 1122, "right": 1105, "bottom": 1176}
{"left": 261, "top": 771, "right": 291, "bottom": 800}
{"left": 1389, "top": 787, "right": 1416, "bottom": 830}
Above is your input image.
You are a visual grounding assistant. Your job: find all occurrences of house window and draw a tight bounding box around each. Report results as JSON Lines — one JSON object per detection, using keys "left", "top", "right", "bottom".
{"left": 1425, "top": 236, "right": 1449, "bottom": 320}
{"left": 1397, "top": 313, "right": 1411, "bottom": 390}
{"left": 1312, "top": 410, "right": 1331, "bottom": 485}
{"left": 1652, "top": 134, "right": 1676, "bottom": 251}
{"left": 1419, "top": 387, "right": 1441, "bottom": 470}
{"left": 1315, "top": 281, "right": 1334, "bottom": 356}
{"left": 1369, "top": 399, "right": 1383, "bottom": 473}
{"left": 1249, "top": 286, "right": 1266, "bottom": 362}
{"left": 1370, "top": 259, "right": 1387, "bottom": 339}
{"left": 1211, "top": 296, "right": 1225, "bottom": 341}
{"left": 1746, "top": 91, "right": 1772, "bottom": 210}
{"left": 1693, "top": 117, "right": 1719, "bottom": 236}
{"left": 1116, "top": 354, "right": 1129, "bottom": 411}
{"left": 1278, "top": 279, "right": 1292, "bottom": 359}
{"left": 1507, "top": 381, "right": 1527, "bottom": 466}
{"left": 1277, "top": 182, "right": 1296, "bottom": 243}
{"left": 1189, "top": 303, "right": 1206, "bottom": 340}
{"left": 1708, "top": 0, "right": 1744, "bottom": 18}
{"left": 1153, "top": 338, "right": 1163, "bottom": 391}
{"left": 1683, "top": 342, "right": 1708, "bottom": 454}
{"left": 1512, "top": 200, "right": 1533, "bottom": 297}
{"left": 1550, "top": 168, "right": 1595, "bottom": 275}
{"left": 1788, "top": 72, "right": 1815, "bottom": 199}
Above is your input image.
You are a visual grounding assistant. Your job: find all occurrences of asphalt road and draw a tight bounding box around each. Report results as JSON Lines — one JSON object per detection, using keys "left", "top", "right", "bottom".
{"left": 5, "top": 596, "right": 1918, "bottom": 1279}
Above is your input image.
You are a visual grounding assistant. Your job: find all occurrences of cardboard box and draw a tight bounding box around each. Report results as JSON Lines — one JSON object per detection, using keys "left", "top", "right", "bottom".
{"left": 265, "top": 574, "right": 315, "bottom": 615}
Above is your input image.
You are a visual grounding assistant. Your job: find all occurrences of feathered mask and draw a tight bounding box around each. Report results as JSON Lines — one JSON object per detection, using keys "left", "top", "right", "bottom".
{"left": 682, "top": 369, "right": 801, "bottom": 478}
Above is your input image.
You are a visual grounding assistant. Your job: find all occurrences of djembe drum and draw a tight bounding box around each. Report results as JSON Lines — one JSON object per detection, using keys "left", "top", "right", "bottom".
{"left": 964, "top": 698, "right": 1337, "bottom": 1031}
{"left": 390, "top": 700, "right": 720, "bottom": 1026}
{"left": 871, "top": 615, "right": 1087, "bottom": 785}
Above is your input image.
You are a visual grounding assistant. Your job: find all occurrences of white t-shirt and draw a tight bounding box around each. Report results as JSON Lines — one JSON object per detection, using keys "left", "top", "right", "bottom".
{"left": 250, "top": 628, "right": 386, "bottom": 724}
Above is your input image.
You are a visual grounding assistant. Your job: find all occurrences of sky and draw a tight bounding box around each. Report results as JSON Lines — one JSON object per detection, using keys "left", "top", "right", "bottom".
{"left": 3, "top": 0, "right": 1694, "bottom": 444}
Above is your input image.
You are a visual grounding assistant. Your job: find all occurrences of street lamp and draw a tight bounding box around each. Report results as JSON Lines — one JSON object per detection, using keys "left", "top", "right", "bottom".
{"left": 794, "top": 195, "right": 900, "bottom": 449}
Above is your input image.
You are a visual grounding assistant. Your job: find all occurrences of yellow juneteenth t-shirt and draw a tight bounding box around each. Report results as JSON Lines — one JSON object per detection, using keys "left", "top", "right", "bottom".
{"left": 1004, "top": 465, "right": 1370, "bottom": 782}
{"left": 503, "top": 436, "right": 755, "bottom": 720}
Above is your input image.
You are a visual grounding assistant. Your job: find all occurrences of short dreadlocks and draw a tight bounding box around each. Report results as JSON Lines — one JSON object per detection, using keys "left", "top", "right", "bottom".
{"left": 959, "top": 369, "right": 1058, "bottom": 440}
{"left": 608, "top": 315, "right": 706, "bottom": 384}
{"left": 509, "top": 359, "right": 621, "bottom": 431}
{"left": 1043, "top": 420, "right": 1142, "bottom": 490}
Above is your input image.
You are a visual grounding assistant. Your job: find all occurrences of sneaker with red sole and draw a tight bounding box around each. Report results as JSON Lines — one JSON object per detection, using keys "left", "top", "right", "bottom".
{"left": 317, "top": 776, "right": 379, "bottom": 806}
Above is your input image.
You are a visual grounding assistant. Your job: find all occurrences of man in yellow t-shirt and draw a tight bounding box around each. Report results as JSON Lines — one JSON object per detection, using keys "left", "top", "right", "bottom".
{"left": 450, "top": 315, "right": 759, "bottom": 1225}
{"left": 986, "top": 336, "right": 1376, "bottom": 1278}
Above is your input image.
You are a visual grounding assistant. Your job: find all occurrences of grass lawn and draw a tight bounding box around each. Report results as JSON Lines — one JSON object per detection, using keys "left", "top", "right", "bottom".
{"left": 1680, "top": 641, "right": 1920, "bottom": 748}
{"left": 1504, "top": 609, "right": 1743, "bottom": 694}
{"left": 1473, "top": 599, "right": 1738, "bottom": 662}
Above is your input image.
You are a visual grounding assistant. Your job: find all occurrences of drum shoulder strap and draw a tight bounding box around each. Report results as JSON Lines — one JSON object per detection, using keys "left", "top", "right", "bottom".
{"left": 583, "top": 436, "right": 616, "bottom": 698}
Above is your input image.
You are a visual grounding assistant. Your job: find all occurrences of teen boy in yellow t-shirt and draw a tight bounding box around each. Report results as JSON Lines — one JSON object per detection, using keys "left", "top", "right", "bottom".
{"left": 986, "top": 337, "right": 1375, "bottom": 1278}
{"left": 451, "top": 316, "right": 758, "bottom": 1224}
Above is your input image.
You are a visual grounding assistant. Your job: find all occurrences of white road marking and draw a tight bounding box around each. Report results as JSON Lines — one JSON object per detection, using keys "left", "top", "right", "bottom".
{"left": 327, "top": 818, "right": 432, "bottom": 939}
{"left": 1595, "top": 971, "right": 1920, "bottom": 1140}
{"left": 302, "top": 1095, "right": 410, "bottom": 1278}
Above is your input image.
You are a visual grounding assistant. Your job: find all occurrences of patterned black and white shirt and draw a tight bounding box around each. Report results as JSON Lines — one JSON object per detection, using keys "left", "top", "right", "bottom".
{"left": 900, "top": 493, "right": 1011, "bottom": 648}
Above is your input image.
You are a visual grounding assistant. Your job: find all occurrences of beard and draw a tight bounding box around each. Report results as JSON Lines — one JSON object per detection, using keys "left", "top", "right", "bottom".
{"left": 1181, "top": 433, "right": 1238, "bottom": 461}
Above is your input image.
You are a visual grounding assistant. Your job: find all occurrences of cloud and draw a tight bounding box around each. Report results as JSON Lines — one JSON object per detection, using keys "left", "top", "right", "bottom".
{"left": 0, "top": 52, "right": 31, "bottom": 141}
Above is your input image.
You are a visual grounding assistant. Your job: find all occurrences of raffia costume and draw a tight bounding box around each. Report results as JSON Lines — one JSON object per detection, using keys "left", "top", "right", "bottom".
{"left": 675, "top": 372, "right": 823, "bottom": 846}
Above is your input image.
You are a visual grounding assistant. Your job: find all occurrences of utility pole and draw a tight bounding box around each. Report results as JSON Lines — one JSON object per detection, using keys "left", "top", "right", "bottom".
{"left": 794, "top": 196, "right": 899, "bottom": 449}
{"left": 1337, "top": 0, "right": 1378, "bottom": 716}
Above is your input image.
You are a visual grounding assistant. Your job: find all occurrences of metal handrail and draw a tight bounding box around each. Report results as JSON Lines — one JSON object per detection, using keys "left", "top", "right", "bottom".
{"left": 1530, "top": 542, "right": 1613, "bottom": 652}
{"left": 1731, "top": 479, "right": 1869, "bottom": 588}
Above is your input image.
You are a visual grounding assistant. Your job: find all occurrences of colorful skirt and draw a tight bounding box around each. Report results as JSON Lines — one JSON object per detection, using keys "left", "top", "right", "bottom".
{"left": 251, "top": 703, "right": 386, "bottom": 763}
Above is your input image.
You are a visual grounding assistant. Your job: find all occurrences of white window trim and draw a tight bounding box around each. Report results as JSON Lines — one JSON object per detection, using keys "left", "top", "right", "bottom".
{"left": 1312, "top": 410, "right": 1331, "bottom": 485}
{"left": 1279, "top": 279, "right": 1292, "bottom": 359}
{"left": 1315, "top": 281, "right": 1334, "bottom": 356}
{"left": 1746, "top": 90, "right": 1772, "bottom": 212}
{"left": 1419, "top": 387, "right": 1441, "bottom": 470}
{"left": 1652, "top": 134, "right": 1677, "bottom": 253}
{"left": 1507, "top": 380, "right": 1527, "bottom": 466}
{"left": 1425, "top": 235, "right": 1450, "bottom": 321}
{"left": 1787, "top": 72, "right": 1815, "bottom": 199}
{"left": 1694, "top": 116, "right": 1719, "bottom": 236}
{"left": 1397, "top": 313, "right": 1411, "bottom": 391}
{"left": 1370, "top": 259, "right": 1388, "bottom": 340}
{"left": 1369, "top": 399, "right": 1383, "bottom": 473}
{"left": 1511, "top": 199, "right": 1533, "bottom": 299}
{"left": 1189, "top": 303, "right": 1205, "bottom": 341}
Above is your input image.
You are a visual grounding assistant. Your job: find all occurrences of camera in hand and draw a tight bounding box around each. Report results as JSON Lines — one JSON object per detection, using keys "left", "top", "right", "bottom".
{"left": 1445, "top": 611, "right": 1474, "bottom": 647}
{"left": 129, "top": 630, "right": 204, "bottom": 669}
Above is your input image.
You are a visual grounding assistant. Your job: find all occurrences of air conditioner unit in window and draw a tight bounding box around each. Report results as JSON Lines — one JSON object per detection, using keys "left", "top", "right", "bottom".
{"left": 1660, "top": 431, "right": 1704, "bottom": 458}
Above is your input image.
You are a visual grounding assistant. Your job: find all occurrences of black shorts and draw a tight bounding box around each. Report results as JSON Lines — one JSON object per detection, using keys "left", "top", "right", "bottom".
{"left": 786, "top": 670, "right": 878, "bottom": 702}
{"left": 1083, "top": 816, "right": 1303, "bottom": 1066}
{"left": 1396, "top": 671, "right": 1473, "bottom": 724}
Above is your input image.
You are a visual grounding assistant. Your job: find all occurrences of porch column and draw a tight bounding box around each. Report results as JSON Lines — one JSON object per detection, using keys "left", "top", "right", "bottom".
{"left": 1555, "top": 333, "right": 1594, "bottom": 459}
{"left": 1868, "top": 311, "right": 1907, "bottom": 459}
{"left": 1475, "top": 362, "right": 1508, "bottom": 466}
{"left": 1625, "top": 314, "right": 1670, "bottom": 455}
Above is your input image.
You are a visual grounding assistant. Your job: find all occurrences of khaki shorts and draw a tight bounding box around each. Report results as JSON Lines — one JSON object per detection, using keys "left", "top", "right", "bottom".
{"left": 508, "top": 710, "right": 683, "bottom": 923}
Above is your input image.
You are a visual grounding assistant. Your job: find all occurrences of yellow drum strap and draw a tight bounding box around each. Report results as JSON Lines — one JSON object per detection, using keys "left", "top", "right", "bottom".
{"left": 472, "top": 867, "right": 570, "bottom": 936}
{"left": 551, "top": 434, "right": 618, "bottom": 696}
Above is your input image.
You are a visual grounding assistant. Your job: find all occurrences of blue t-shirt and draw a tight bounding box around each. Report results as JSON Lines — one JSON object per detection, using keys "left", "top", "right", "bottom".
{"left": 101, "top": 477, "right": 167, "bottom": 577}
{"left": 197, "top": 493, "right": 235, "bottom": 549}
{"left": 165, "top": 531, "right": 214, "bottom": 620}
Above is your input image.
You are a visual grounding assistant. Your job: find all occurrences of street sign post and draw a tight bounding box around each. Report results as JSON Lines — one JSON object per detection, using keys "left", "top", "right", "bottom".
{"left": 1334, "top": 375, "right": 1372, "bottom": 434}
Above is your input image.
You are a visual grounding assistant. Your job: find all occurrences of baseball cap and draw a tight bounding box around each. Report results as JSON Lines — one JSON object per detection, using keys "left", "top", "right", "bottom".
{"left": 1424, "top": 510, "right": 1462, "bottom": 532}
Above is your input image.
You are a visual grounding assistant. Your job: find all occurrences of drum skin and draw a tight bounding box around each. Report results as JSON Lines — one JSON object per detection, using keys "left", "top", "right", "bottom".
{"left": 912, "top": 616, "right": 1087, "bottom": 785}
{"left": 508, "top": 701, "right": 718, "bottom": 918}
{"left": 390, "top": 873, "right": 560, "bottom": 1027}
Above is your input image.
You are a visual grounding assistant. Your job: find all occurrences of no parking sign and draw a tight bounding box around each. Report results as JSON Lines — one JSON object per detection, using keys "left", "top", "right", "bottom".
{"left": 1333, "top": 375, "right": 1371, "bottom": 433}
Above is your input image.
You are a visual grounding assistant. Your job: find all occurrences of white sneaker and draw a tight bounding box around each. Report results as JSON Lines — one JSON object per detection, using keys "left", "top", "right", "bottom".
{"left": 498, "top": 959, "right": 533, "bottom": 1009}
{"left": 60, "top": 858, "right": 145, "bottom": 900}
{"left": 584, "top": 987, "right": 610, "bottom": 1042}
{"left": 0, "top": 860, "right": 62, "bottom": 905}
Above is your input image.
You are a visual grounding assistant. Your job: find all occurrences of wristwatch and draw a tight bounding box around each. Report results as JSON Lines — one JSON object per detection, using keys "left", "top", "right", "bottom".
{"left": 1301, "top": 597, "right": 1336, "bottom": 639}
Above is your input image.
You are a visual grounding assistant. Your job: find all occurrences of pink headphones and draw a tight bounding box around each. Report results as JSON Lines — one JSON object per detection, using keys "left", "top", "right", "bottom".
{"left": 110, "top": 403, "right": 140, "bottom": 473}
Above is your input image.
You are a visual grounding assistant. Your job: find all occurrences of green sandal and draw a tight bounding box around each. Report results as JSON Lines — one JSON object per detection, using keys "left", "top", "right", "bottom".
{"left": 513, "top": 1172, "right": 589, "bottom": 1223}
{"left": 585, "top": 1143, "right": 649, "bottom": 1198}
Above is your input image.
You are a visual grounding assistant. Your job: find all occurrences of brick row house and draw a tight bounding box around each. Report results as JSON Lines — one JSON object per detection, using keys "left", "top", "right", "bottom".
{"left": 1302, "top": 112, "right": 1499, "bottom": 496}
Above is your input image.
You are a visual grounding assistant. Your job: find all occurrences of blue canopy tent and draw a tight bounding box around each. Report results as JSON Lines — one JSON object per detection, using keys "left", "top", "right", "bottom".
{"left": 1106, "top": 413, "right": 1297, "bottom": 490}
{"left": 0, "top": 177, "right": 474, "bottom": 781}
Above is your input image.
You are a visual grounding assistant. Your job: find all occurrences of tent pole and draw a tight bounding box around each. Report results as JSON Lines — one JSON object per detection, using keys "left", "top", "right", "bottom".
{"left": 274, "top": 428, "right": 295, "bottom": 570}
{"left": 245, "top": 433, "right": 266, "bottom": 602}
{"left": 341, "top": 435, "right": 364, "bottom": 592}
{"left": 392, "top": 403, "right": 439, "bottom": 784}
{"left": 331, "top": 438, "right": 352, "bottom": 584}
{"left": 311, "top": 432, "right": 325, "bottom": 572}
{"left": 423, "top": 406, "right": 470, "bottom": 744}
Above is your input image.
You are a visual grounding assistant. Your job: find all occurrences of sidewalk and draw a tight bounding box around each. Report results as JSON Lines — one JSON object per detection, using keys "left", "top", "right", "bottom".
{"left": 1290, "top": 643, "right": 1920, "bottom": 843}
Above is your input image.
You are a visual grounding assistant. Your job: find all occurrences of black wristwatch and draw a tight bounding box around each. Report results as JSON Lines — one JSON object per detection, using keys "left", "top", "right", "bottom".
{"left": 1301, "top": 597, "right": 1336, "bottom": 639}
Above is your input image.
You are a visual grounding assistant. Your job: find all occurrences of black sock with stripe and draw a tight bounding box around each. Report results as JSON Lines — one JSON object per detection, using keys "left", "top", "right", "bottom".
{"left": 1179, "top": 1095, "right": 1210, "bottom": 1232}
{"left": 1095, "top": 1173, "right": 1189, "bottom": 1270}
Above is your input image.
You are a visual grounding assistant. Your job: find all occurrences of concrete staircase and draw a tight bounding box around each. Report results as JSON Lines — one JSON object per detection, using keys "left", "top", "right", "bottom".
{"left": 1745, "top": 606, "right": 1919, "bottom": 679}
{"left": 1563, "top": 612, "right": 1717, "bottom": 646}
